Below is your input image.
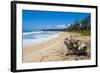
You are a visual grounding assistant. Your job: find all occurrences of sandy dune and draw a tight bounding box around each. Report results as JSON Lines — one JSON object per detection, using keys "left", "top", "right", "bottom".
{"left": 23, "top": 32, "right": 91, "bottom": 63}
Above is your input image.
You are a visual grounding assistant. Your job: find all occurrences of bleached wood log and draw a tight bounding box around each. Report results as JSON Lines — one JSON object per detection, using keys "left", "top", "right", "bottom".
{"left": 64, "top": 37, "right": 87, "bottom": 56}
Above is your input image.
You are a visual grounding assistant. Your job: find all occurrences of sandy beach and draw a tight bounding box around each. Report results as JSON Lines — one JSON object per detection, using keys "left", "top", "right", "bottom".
{"left": 23, "top": 32, "right": 91, "bottom": 63}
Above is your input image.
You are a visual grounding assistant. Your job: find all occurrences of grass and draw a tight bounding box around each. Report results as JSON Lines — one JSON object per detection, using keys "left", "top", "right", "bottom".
{"left": 68, "top": 29, "right": 91, "bottom": 36}
{"left": 80, "top": 30, "right": 91, "bottom": 36}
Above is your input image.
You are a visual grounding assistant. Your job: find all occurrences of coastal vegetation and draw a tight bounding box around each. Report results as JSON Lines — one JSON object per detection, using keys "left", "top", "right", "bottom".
{"left": 67, "top": 15, "right": 91, "bottom": 36}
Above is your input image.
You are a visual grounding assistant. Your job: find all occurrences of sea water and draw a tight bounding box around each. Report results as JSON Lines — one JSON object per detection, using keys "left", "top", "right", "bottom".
{"left": 23, "top": 31, "right": 59, "bottom": 48}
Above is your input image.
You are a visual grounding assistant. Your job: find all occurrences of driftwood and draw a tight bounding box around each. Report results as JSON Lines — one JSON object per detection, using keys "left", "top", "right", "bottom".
{"left": 64, "top": 36, "right": 87, "bottom": 56}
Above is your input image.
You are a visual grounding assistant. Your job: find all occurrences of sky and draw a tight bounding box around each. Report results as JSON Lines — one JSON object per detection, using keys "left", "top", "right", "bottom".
{"left": 22, "top": 10, "right": 90, "bottom": 32}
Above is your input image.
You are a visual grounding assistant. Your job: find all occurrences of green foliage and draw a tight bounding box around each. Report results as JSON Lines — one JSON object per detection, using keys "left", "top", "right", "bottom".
{"left": 67, "top": 15, "right": 91, "bottom": 36}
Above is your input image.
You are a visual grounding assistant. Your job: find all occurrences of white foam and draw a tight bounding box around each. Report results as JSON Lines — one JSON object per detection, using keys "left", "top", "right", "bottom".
{"left": 23, "top": 31, "right": 43, "bottom": 35}
{"left": 23, "top": 32, "right": 59, "bottom": 48}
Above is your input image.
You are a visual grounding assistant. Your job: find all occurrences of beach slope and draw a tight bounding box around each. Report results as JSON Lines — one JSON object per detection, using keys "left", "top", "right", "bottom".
{"left": 23, "top": 32, "right": 90, "bottom": 63}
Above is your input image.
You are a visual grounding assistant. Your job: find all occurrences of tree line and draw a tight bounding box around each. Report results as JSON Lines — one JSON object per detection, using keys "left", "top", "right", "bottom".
{"left": 67, "top": 15, "right": 91, "bottom": 32}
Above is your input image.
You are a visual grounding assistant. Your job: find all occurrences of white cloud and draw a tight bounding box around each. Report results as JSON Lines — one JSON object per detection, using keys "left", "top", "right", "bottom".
{"left": 55, "top": 24, "right": 67, "bottom": 29}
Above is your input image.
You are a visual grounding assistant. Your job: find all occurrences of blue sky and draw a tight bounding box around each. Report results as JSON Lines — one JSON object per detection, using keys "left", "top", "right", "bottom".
{"left": 22, "top": 10, "right": 90, "bottom": 32}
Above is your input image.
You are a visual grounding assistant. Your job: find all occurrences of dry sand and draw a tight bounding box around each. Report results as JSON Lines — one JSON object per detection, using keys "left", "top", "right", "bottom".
{"left": 23, "top": 32, "right": 91, "bottom": 63}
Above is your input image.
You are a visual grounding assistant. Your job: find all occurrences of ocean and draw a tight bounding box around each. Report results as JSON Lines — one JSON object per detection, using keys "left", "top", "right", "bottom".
{"left": 23, "top": 31, "right": 59, "bottom": 47}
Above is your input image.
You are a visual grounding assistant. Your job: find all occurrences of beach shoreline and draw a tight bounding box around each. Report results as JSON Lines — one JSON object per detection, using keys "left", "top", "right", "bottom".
{"left": 23, "top": 32, "right": 91, "bottom": 63}
{"left": 23, "top": 31, "right": 60, "bottom": 48}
